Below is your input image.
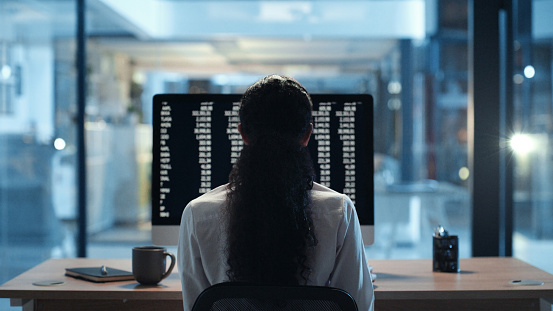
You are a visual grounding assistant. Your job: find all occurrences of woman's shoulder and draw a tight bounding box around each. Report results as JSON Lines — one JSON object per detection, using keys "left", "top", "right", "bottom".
{"left": 310, "top": 182, "right": 354, "bottom": 214}
{"left": 184, "top": 184, "right": 228, "bottom": 221}
{"left": 311, "top": 182, "right": 348, "bottom": 200}
{"left": 190, "top": 184, "right": 228, "bottom": 204}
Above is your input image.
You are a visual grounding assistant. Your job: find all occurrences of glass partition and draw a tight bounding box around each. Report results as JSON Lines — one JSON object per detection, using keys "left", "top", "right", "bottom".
{"left": 512, "top": 0, "right": 553, "bottom": 274}
{"left": 82, "top": 0, "right": 472, "bottom": 260}
{"left": 0, "top": 1, "right": 78, "bottom": 309}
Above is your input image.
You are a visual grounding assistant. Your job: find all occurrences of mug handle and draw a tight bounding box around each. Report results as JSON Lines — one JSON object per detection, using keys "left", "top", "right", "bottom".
{"left": 161, "top": 252, "right": 176, "bottom": 281}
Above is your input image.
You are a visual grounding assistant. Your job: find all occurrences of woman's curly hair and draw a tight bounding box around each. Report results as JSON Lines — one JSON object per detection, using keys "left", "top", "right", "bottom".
{"left": 225, "top": 74, "right": 317, "bottom": 285}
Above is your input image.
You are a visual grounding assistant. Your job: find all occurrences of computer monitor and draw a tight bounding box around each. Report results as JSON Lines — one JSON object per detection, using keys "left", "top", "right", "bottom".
{"left": 152, "top": 94, "right": 374, "bottom": 246}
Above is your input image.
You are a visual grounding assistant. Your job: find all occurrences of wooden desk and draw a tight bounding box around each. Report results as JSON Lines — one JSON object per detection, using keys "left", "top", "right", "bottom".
{"left": 373, "top": 257, "right": 553, "bottom": 311}
{"left": 0, "top": 258, "right": 182, "bottom": 311}
{"left": 1, "top": 257, "right": 552, "bottom": 311}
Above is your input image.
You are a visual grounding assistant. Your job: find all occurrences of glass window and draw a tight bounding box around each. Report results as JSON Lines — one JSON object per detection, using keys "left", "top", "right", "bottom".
{"left": 512, "top": 0, "right": 553, "bottom": 274}
{"left": 0, "top": 1, "right": 77, "bottom": 309}
{"left": 82, "top": 0, "right": 471, "bottom": 260}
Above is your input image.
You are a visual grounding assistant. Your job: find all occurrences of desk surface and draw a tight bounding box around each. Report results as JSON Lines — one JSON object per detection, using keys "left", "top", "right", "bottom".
{"left": 0, "top": 258, "right": 181, "bottom": 301}
{"left": 1, "top": 257, "right": 553, "bottom": 302}
{"left": 373, "top": 257, "right": 553, "bottom": 300}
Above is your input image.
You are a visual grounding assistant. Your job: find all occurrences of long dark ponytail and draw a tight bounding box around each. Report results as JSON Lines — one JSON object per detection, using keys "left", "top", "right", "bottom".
{"left": 225, "top": 75, "right": 317, "bottom": 285}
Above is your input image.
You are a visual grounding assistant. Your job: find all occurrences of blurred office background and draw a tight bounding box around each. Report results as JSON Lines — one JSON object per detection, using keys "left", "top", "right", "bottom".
{"left": 1, "top": 0, "right": 553, "bottom": 309}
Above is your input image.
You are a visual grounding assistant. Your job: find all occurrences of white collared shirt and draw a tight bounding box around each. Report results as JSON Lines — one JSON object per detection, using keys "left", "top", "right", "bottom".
{"left": 178, "top": 182, "right": 375, "bottom": 311}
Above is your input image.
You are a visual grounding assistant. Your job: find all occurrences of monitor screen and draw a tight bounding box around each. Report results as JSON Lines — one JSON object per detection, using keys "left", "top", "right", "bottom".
{"left": 152, "top": 94, "right": 374, "bottom": 245}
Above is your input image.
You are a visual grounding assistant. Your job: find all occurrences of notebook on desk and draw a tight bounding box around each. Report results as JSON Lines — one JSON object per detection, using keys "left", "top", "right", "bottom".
{"left": 65, "top": 266, "right": 134, "bottom": 283}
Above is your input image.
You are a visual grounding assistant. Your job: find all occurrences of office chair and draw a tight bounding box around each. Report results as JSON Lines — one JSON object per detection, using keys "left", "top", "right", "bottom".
{"left": 191, "top": 282, "right": 358, "bottom": 311}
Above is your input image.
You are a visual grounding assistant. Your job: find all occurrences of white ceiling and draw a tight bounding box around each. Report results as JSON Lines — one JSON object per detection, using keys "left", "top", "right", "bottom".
{"left": 95, "top": 37, "right": 397, "bottom": 76}
{"left": 2, "top": 0, "right": 409, "bottom": 77}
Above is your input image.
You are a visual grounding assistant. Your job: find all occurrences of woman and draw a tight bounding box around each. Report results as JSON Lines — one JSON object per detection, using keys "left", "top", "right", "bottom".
{"left": 178, "top": 74, "right": 374, "bottom": 311}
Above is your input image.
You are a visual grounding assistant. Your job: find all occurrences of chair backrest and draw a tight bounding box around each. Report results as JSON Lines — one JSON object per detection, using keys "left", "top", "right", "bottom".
{"left": 191, "top": 282, "right": 358, "bottom": 311}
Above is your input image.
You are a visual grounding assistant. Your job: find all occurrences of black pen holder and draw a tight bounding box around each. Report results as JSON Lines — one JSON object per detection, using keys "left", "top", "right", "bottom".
{"left": 433, "top": 235, "right": 459, "bottom": 272}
